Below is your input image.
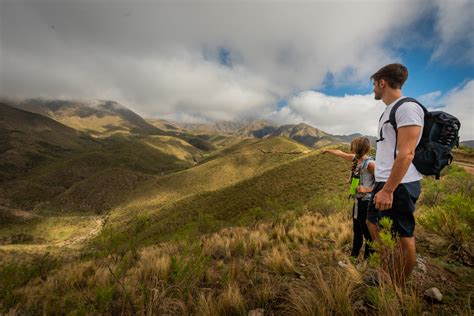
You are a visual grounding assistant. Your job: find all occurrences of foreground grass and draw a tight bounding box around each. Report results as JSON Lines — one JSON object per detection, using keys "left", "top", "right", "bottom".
{"left": 3, "top": 207, "right": 472, "bottom": 315}
{"left": 0, "top": 209, "right": 355, "bottom": 314}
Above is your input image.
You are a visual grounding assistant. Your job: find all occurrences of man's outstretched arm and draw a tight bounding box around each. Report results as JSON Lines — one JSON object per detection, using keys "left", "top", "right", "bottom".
{"left": 374, "top": 125, "right": 421, "bottom": 211}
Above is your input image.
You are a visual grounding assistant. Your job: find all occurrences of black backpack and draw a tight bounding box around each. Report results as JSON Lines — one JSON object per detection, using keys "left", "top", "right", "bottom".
{"left": 379, "top": 97, "right": 461, "bottom": 179}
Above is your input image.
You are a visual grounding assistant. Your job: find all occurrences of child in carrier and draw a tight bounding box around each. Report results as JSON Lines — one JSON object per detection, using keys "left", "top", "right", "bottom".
{"left": 322, "top": 137, "right": 375, "bottom": 260}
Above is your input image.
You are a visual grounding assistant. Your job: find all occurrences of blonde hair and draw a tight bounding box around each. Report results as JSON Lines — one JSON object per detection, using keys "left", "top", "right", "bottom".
{"left": 350, "top": 137, "right": 371, "bottom": 176}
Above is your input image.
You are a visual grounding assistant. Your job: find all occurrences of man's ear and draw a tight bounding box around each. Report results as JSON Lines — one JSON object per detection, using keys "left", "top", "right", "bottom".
{"left": 379, "top": 79, "right": 386, "bottom": 88}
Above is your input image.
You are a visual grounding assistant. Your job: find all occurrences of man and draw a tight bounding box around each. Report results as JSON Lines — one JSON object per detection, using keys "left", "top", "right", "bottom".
{"left": 367, "top": 63, "right": 424, "bottom": 285}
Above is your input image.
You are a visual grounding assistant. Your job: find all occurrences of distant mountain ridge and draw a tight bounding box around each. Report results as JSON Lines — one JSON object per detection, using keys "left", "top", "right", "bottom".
{"left": 176, "top": 119, "right": 276, "bottom": 135}
{"left": 6, "top": 98, "right": 375, "bottom": 148}
{"left": 7, "top": 98, "right": 163, "bottom": 136}
{"left": 460, "top": 140, "right": 474, "bottom": 148}
{"left": 174, "top": 119, "right": 373, "bottom": 148}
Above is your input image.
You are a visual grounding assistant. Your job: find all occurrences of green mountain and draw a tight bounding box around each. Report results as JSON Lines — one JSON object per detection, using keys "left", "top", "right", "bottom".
{"left": 8, "top": 98, "right": 163, "bottom": 136}
{"left": 108, "top": 136, "right": 313, "bottom": 224}
{"left": 0, "top": 102, "right": 101, "bottom": 182}
{"left": 0, "top": 102, "right": 205, "bottom": 216}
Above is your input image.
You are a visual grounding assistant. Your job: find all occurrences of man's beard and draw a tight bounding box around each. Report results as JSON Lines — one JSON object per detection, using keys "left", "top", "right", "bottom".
{"left": 374, "top": 92, "right": 381, "bottom": 100}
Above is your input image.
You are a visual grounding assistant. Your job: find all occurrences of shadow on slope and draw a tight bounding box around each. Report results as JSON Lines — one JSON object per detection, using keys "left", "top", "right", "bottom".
{"left": 108, "top": 137, "right": 313, "bottom": 224}
{"left": 0, "top": 134, "right": 201, "bottom": 215}
{"left": 110, "top": 148, "right": 349, "bottom": 246}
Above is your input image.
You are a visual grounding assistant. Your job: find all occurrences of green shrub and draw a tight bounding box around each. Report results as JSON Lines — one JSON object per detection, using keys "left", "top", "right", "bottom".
{"left": 0, "top": 254, "right": 58, "bottom": 312}
{"left": 442, "top": 167, "right": 474, "bottom": 199}
{"left": 169, "top": 247, "right": 209, "bottom": 296}
{"left": 419, "top": 178, "right": 442, "bottom": 207}
{"left": 95, "top": 285, "right": 116, "bottom": 313}
{"left": 419, "top": 193, "right": 473, "bottom": 261}
{"left": 418, "top": 165, "right": 474, "bottom": 263}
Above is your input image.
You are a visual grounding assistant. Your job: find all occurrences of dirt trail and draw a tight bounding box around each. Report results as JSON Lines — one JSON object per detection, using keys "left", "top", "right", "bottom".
{"left": 55, "top": 216, "right": 106, "bottom": 248}
{"left": 0, "top": 215, "right": 107, "bottom": 258}
{"left": 454, "top": 161, "right": 474, "bottom": 175}
{"left": 453, "top": 151, "right": 474, "bottom": 175}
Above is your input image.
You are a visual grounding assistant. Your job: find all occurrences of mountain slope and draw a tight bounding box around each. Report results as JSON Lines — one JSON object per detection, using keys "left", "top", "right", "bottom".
{"left": 274, "top": 123, "right": 330, "bottom": 147}
{"left": 108, "top": 137, "right": 313, "bottom": 223}
{"left": 10, "top": 99, "right": 163, "bottom": 136}
{"left": 0, "top": 101, "right": 216, "bottom": 215}
{"left": 1, "top": 134, "right": 203, "bottom": 213}
{"left": 0, "top": 102, "right": 100, "bottom": 181}
{"left": 111, "top": 148, "right": 349, "bottom": 244}
{"left": 146, "top": 118, "right": 183, "bottom": 132}
{"left": 176, "top": 120, "right": 267, "bottom": 135}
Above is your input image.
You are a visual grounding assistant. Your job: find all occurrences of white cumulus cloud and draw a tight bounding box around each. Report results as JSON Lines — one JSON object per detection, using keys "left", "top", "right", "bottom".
{"left": 441, "top": 80, "right": 474, "bottom": 141}
{"left": 267, "top": 91, "right": 381, "bottom": 136}
{"left": 0, "top": 0, "right": 424, "bottom": 122}
{"left": 0, "top": 0, "right": 471, "bottom": 128}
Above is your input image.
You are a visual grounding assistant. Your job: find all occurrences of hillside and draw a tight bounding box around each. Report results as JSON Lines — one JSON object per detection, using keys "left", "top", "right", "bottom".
{"left": 274, "top": 123, "right": 330, "bottom": 147}
{"left": 0, "top": 136, "right": 314, "bottom": 249}
{"left": 235, "top": 120, "right": 279, "bottom": 138}
{"left": 0, "top": 102, "right": 101, "bottom": 182}
{"left": 146, "top": 118, "right": 183, "bottom": 132}
{"left": 9, "top": 99, "right": 163, "bottom": 136}
{"left": 0, "top": 134, "right": 203, "bottom": 214}
{"left": 111, "top": 148, "right": 349, "bottom": 245}
{"left": 0, "top": 103, "right": 204, "bottom": 215}
{"left": 108, "top": 137, "right": 312, "bottom": 223}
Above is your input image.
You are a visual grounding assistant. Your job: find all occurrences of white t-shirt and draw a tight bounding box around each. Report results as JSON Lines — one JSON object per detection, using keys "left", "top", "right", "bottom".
{"left": 375, "top": 96, "right": 424, "bottom": 183}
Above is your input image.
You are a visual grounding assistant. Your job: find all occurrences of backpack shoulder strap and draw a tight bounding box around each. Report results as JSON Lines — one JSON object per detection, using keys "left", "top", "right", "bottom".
{"left": 388, "top": 97, "right": 428, "bottom": 159}
{"left": 388, "top": 97, "right": 428, "bottom": 129}
{"left": 362, "top": 157, "right": 372, "bottom": 170}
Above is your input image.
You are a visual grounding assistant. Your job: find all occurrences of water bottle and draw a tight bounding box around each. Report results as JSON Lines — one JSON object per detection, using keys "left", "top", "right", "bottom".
{"left": 349, "top": 175, "right": 360, "bottom": 196}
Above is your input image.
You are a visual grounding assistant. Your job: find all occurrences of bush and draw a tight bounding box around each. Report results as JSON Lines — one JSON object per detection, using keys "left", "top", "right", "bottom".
{"left": 95, "top": 285, "right": 117, "bottom": 313}
{"left": 419, "top": 194, "right": 473, "bottom": 262}
{"left": 418, "top": 178, "right": 442, "bottom": 207}
{"left": 419, "top": 165, "right": 474, "bottom": 264}
{"left": 0, "top": 254, "right": 58, "bottom": 312}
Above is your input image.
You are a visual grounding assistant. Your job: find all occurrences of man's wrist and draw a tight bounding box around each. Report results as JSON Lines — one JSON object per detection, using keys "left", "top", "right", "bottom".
{"left": 381, "top": 185, "right": 395, "bottom": 194}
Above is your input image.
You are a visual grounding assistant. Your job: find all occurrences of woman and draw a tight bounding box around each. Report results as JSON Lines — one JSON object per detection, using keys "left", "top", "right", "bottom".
{"left": 322, "top": 137, "right": 375, "bottom": 260}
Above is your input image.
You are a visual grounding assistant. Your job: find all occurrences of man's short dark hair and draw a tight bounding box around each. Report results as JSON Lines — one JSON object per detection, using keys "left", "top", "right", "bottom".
{"left": 370, "top": 63, "right": 408, "bottom": 89}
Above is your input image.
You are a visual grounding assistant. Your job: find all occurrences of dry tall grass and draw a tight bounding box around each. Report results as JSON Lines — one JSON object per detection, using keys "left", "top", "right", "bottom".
{"left": 284, "top": 265, "right": 359, "bottom": 315}
{"left": 263, "top": 245, "right": 295, "bottom": 274}
{"left": 5, "top": 208, "right": 466, "bottom": 315}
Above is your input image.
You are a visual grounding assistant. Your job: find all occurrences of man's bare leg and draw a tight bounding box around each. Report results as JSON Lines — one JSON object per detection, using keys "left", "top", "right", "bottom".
{"left": 366, "top": 220, "right": 391, "bottom": 282}
{"left": 396, "top": 236, "right": 416, "bottom": 286}
{"left": 367, "top": 221, "right": 379, "bottom": 242}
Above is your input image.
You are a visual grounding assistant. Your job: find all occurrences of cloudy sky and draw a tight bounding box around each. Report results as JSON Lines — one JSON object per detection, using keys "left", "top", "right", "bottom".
{"left": 1, "top": 0, "right": 473, "bottom": 139}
